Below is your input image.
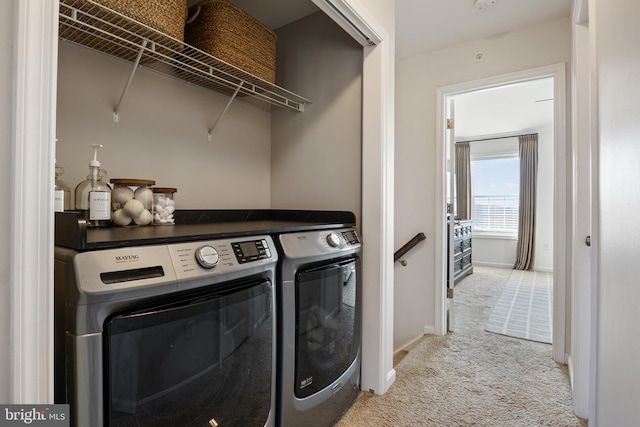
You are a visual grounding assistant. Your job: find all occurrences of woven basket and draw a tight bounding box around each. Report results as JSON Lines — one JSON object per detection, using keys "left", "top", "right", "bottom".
{"left": 185, "top": 0, "right": 276, "bottom": 84}
{"left": 94, "top": 0, "right": 188, "bottom": 42}
{"left": 67, "top": 0, "right": 188, "bottom": 63}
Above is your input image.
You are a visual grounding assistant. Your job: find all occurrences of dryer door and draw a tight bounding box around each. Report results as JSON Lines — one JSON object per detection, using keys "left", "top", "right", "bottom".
{"left": 294, "top": 256, "right": 361, "bottom": 398}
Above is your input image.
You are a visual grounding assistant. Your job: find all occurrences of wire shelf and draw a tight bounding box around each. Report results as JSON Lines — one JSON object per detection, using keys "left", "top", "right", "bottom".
{"left": 58, "top": 0, "right": 311, "bottom": 113}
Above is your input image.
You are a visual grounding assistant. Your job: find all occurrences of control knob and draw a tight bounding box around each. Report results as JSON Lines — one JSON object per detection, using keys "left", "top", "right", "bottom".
{"left": 195, "top": 245, "right": 220, "bottom": 269}
{"left": 326, "top": 232, "right": 341, "bottom": 248}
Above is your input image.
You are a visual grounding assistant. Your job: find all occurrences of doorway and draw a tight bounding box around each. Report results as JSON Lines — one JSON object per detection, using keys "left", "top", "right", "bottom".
{"left": 436, "top": 63, "right": 568, "bottom": 363}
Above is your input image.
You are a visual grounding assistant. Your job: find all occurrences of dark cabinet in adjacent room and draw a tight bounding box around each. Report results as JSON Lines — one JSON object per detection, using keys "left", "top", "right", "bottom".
{"left": 447, "top": 219, "right": 473, "bottom": 286}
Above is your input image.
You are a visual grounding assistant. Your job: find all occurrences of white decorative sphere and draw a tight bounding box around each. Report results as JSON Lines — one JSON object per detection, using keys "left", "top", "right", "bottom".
{"left": 134, "top": 209, "right": 152, "bottom": 225}
{"left": 123, "top": 198, "right": 144, "bottom": 217}
{"left": 112, "top": 208, "right": 133, "bottom": 226}
{"left": 112, "top": 186, "right": 134, "bottom": 205}
{"left": 134, "top": 187, "right": 153, "bottom": 207}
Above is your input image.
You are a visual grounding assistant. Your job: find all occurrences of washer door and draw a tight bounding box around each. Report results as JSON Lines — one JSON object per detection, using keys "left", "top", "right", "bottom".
{"left": 104, "top": 279, "right": 273, "bottom": 427}
{"left": 295, "top": 256, "right": 360, "bottom": 398}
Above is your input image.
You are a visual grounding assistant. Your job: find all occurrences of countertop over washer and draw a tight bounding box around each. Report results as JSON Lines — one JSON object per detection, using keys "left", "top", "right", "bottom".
{"left": 55, "top": 209, "right": 357, "bottom": 251}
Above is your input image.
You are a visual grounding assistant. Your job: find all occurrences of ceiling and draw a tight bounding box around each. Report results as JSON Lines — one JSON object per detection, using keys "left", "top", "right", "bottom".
{"left": 395, "top": 0, "right": 573, "bottom": 59}
{"left": 222, "top": 0, "right": 571, "bottom": 138}
{"left": 223, "top": 0, "right": 573, "bottom": 59}
{"left": 454, "top": 78, "right": 554, "bottom": 139}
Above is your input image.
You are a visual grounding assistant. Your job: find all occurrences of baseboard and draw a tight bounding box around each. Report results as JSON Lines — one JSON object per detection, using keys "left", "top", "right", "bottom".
{"left": 385, "top": 368, "right": 396, "bottom": 393}
{"left": 423, "top": 325, "right": 436, "bottom": 335}
{"left": 567, "top": 354, "right": 575, "bottom": 391}
{"left": 474, "top": 261, "right": 554, "bottom": 273}
{"left": 473, "top": 261, "right": 513, "bottom": 269}
{"left": 395, "top": 333, "right": 427, "bottom": 355}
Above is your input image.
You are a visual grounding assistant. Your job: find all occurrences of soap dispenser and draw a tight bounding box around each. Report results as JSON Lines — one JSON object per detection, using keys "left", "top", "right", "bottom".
{"left": 74, "top": 144, "right": 111, "bottom": 227}
{"left": 54, "top": 162, "right": 71, "bottom": 212}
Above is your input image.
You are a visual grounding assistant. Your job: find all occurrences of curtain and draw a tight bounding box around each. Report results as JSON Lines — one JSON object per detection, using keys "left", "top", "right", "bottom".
{"left": 514, "top": 133, "right": 538, "bottom": 270}
{"left": 455, "top": 142, "right": 471, "bottom": 219}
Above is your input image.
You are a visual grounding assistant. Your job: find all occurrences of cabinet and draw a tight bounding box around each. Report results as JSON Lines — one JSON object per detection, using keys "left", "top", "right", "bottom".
{"left": 447, "top": 219, "right": 473, "bottom": 286}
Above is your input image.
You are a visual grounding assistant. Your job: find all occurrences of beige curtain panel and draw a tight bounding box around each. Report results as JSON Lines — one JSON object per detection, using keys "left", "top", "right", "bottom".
{"left": 514, "top": 133, "right": 538, "bottom": 271}
{"left": 455, "top": 141, "right": 471, "bottom": 220}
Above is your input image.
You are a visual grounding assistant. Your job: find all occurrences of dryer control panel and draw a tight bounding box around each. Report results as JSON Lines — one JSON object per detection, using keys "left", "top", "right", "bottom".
{"left": 278, "top": 227, "right": 361, "bottom": 259}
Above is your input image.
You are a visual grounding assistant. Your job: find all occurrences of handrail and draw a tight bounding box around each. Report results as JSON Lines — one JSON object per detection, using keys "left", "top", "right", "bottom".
{"left": 394, "top": 232, "right": 426, "bottom": 264}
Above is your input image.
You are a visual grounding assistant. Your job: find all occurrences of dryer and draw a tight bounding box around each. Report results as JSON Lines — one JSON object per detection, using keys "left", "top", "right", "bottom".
{"left": 275, "top": 227, "right": 362, "bottom": 427}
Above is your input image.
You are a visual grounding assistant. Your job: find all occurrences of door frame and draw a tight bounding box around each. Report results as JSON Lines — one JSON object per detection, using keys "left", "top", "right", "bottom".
{"left": 435, "top": 63, "right": 568, "bottom": 364}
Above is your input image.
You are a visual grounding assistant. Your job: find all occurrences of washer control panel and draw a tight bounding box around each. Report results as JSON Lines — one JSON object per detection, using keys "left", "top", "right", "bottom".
{"left": 232, "top": 239, "right": 272, "bottom": 264}
{"left": 195, "top": 245, "right": 220, "bottom": 269}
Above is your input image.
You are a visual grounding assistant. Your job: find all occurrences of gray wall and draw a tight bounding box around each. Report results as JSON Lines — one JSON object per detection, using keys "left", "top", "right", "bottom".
{"left": 271, "top": 12, "right": 363, "bottom": 224}
{"left": 0, "top": 0, "right": 14, "bottom": 403}
{"left": 56, "top": 42, "right": 272, "bottom": 210}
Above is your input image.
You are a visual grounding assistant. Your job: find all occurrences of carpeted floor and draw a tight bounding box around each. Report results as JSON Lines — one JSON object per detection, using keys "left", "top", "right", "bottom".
{"left": 335, "top": 266, "right": 587, "bottom": 427}
{"left": 485, "top": 269, "right": 553, "bottom": 343}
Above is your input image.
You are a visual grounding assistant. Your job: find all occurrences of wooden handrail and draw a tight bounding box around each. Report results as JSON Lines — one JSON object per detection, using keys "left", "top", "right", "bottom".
{"left": 394, "top": 232, "right": 426, "bottom": 262}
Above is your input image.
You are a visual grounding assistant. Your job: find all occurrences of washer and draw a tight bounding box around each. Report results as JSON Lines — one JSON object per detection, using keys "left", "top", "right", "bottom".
{"left": 275, "top": 227, "right": 362, "bottom": 427}
{"left": 55, "top": 235, "right": 277, "bottom": 427}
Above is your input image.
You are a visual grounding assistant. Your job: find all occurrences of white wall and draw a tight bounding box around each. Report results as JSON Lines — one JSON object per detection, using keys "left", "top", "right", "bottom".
{"left": 0, "top": 0, "right": 14, "bottom": 403}
{"left": 271, "top": 12, "right": 362, "bottom": 222}
{"left": 394, "top": 18, "right": 571, "bottom": 350}
{"left": 594, "top": 0, "right": 640, "bottom": 424}
{"left": 473, "top": 237, "right": 518, "bottom": 268}
{"left": 56, "top": 43, "right": 272, "bottom": 209}
{"left": 535, "top": 128, "right": 555, "bottom": 271}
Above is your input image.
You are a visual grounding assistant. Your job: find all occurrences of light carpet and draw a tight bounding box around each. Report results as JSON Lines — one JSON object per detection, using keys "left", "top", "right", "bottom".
{"left": 335, "top": 266, "right": 586, "bottom": 427}
{"left": 484, "top": 269, "right": 553, "bottom": 344}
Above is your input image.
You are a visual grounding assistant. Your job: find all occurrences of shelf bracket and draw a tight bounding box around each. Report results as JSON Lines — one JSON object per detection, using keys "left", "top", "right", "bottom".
{"left": 113, "top": 39, "right": 148, "bottom": 123}
{"left": 208, "top": 83, "right": 243, "bottom": 141}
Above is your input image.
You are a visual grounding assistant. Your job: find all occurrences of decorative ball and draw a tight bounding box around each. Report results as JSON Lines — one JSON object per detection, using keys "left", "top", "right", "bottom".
{"left": 112, "top": 209, "right": 133, "bottom": 226}
{"left": 134, "top": 209, "right": 152, "bottom": 225}
{"left": 134, "top": 187, "right": 153, "bottom": 207}
{"left": 112, "top": 186, "right": 134, "bottom": 205}
{"left": 123, "top": 198, "right": 144, "bottom": 217}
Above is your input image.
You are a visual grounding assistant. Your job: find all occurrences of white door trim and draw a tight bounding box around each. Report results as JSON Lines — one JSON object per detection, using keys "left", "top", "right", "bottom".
{"left": 11, "top": 0, "right": 59, "bottom": 403}
{"left": 435, "top": 63, "right": 569, "bottom": 364}
{"left": 319, "top": 0, "right": 396, "bottom": 396}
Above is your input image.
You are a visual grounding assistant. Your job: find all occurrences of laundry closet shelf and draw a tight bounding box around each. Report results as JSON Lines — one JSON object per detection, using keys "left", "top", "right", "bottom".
{"left": 58, "top": 0, "right": 312, "bottom": 114}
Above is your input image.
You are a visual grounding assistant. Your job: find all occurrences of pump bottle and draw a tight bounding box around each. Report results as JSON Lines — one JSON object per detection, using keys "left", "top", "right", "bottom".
{"left": 74, "top": 144, "right": 111, "bottom": 227}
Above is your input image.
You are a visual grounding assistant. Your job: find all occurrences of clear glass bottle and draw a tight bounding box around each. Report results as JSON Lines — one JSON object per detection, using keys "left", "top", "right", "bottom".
{"left": 75, "top": 168, "right": 108, "bottom": 210}
{"left": 54, "top": 164, "right": 71, "bottom": 212}
{"left": 74, "top": 144, "right": 111, "bottom": 228}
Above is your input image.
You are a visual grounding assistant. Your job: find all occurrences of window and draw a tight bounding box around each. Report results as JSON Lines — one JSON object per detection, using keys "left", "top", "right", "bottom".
{"left": 471, "top": 156, "right": 519, "bottom": 234}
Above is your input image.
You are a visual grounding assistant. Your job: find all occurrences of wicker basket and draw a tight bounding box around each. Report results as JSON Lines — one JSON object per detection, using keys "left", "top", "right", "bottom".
{"left": 185, "top": 0, "right": 276, "bottom": 84}
{"left": 65, "top": 0, "right": 188, "bottom": 63}
{"left": 93, "top": 0, "right": 188, "bottom": 43}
